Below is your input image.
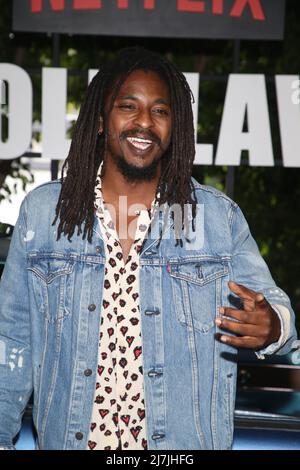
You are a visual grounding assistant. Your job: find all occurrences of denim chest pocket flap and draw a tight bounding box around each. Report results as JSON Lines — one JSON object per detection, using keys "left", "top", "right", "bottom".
{"left": 169, "top": 257, "right": 228, "bottom": 286}
{"left": 27, "top": 253, "right": 75, "bottom": 322}
{"left": 169, "top": 257, "right": 229, "bottom": 333}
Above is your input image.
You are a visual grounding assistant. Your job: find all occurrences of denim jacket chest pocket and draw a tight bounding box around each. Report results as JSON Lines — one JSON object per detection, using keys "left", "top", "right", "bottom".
{"left": 169, "top": 257, "right": 229, "bottom": 333}
{"left": 27, "top": 253, "right": 75, "bottom": 323}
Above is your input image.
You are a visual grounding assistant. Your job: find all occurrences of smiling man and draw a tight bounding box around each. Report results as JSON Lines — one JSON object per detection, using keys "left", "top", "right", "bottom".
{"left": 0, "top": 47, "right": 297, "bottom": 451}
{"left": 97, "top": 68, "right": 172, "bottom": 264}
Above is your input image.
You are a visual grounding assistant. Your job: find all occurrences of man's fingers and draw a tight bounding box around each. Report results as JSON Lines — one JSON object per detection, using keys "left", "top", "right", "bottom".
{"left": 228, "top": 281, "right": 256, "bottom": 300}
{"left": 255, "top": 293, "right": 264, "bottom": 302}
{"left": 216, "top": 316, "right": 261, "bottom": 336}
{"left": 228, "top": 281, "right": 256, "bottom": 312}
{"left": 218, "top": 284, "right": 276, "bottom": 350}
{"left": 255, "top": 293, "right": 268, "bottom": 308}
{"left": 219, "top": 306, "right": 258, "bottom": 325}
{"left": 218, "top": 334, "right": 261, "bottom": 350}
{"left": 228, "top": 281, "right": 268, "bottom": 312}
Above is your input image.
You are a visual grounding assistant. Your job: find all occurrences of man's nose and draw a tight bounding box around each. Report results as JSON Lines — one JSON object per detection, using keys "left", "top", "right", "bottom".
{"left": 133, "top": 108, "right": 154, "bottom": 128}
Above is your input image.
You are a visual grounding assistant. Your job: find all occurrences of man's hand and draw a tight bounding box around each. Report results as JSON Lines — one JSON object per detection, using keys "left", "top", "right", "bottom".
{"left": 215, "top": 281, "right": 281, "bottom": 350}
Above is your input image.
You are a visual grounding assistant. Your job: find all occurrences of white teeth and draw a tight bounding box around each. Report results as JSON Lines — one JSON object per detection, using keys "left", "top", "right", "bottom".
{"left": 127, "top": 137, "right": 153, "bottom": 150}
{"left": 127, "top": 137, "right": 152, "bottom": 144}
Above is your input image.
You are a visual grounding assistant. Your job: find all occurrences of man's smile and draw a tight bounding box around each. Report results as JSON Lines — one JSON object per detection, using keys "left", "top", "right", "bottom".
{"left": 126, "top": 136, "right": 154, "bottom": 152}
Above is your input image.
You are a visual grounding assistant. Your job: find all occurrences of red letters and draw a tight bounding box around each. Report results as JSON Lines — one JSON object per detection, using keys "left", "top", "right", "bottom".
{"left": 73, "top": 0, "right": 102, "bottom": 10}
{"left": 117, "top": 0, "right": 128, "bottom": 8}
{"left": 31, "top": 0, "right": 266, "bottom": 20}
{"left": 31, "top": 0, "right": 155, "bottom": 12}
{"left": 177, "top": 0, "right": 205, "bottom": 13}
{"left": 212, "top": 0, "right": 224, "bottom": 15}
{"left": 144, "top": 0, "right": 155, "bottom": 9}
{"left": 230, "top": 0, "right": 265, "bottom": 20}
{"left": 31, "top": 0, "right": 65, "bottom": 12}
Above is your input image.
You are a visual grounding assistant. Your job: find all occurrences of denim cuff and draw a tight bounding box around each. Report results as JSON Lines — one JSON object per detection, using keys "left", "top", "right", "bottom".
{"left": 255, "top": 304, "right": 286, "bottom": 360}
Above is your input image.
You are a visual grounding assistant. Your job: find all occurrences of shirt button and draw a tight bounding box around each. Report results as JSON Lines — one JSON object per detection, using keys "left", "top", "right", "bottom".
{"left": 75, "top": 432, "right": 83, "bottom": 440}
{"left": 95, "top": 246, "right": 102, "bottom": 254}
{"left": 88, "top": 304, "right": 96, "bottom": 312}
{"left": 84, "top": 369, "right": 92, "bottom": 377}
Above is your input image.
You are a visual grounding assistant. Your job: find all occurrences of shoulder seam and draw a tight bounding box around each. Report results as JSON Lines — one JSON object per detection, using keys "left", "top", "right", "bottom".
{"left": 25, "top": 179, "right": 62, "bottom": 199}
{"left": 30, "top": 179, "right": 61, "bottom": 191}
{"left": 193, "top": 183, "right": 238, "bottom": 207}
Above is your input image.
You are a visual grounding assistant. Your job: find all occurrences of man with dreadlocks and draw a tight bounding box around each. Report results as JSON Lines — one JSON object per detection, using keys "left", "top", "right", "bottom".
{"left": 0, "top": 47, "right": 297, "bottom": 451}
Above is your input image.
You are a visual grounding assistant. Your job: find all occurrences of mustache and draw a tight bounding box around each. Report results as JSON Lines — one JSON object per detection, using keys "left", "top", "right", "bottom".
{"left": 120, "top": 129, "right": 162, "bottom": 147}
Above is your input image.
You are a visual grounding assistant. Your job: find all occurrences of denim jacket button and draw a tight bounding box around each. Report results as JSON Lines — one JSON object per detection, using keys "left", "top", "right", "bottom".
{"left": 75, "top": 432, "right": 83, "bottom": 440}
{"left": 152, "top": 433, "right": 165, "bottom": 440}
{"left": 148, "top": 370, "right": 157, "bottom": 377}
{"left": 84, "top": 369, "right": 92, "bottom": 377}
{"left": 95, "top": 246, "right": 102, "bottom": 254}
{"left": 145, "top": 250, "right": 156, "bottom": 256}
{"left": 145, "top": 310, "right": 160, "bottom": 316}
{"left": 88, "top": 304, "right": 96, "bottom": 312}
{"left": 148, "top": 369, "right": 162, "bottom": 377}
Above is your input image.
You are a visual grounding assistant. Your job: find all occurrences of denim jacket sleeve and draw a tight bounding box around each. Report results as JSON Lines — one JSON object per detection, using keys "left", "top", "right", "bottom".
{"left": 230, "top": 204, "right": 298, "bottom": 356}
{"left": 0, "top": 196, "right": 33, "bottom": 448}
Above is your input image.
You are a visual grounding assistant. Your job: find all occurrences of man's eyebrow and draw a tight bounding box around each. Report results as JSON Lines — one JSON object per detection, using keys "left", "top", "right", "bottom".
{"left": 118, "top": 95, "right": 138, "bottom": 101}
{"left": 117, "top": 95, "right": 170, "bottom": 105}
{"left": 154, "top": 98, "right": 170, "bottom": 106}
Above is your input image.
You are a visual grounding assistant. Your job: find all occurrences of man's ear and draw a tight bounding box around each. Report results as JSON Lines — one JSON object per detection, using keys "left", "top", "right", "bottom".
{"left": 98, "top": 115, "right": 104, "bottom": 134}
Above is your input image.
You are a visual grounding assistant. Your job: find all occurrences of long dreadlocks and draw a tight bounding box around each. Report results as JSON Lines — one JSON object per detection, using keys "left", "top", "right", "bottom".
{"left": 53, "top": 47, "right": 197, "bottom": 246}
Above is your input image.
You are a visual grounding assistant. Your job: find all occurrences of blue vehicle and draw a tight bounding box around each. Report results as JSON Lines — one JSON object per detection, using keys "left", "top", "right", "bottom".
{"left": 233, "top": 349, "right": 300, "bottom": 449}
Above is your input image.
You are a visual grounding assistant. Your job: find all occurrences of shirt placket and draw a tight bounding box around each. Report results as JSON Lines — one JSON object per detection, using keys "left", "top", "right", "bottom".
{"left": 91, "top": 170, "right": 158, "bottom": 450}
{"left": 106, "top": 210, "right": 150, "bottom": 448}
{"left": 98, "top": 208, "right": 121, "bottom": 449}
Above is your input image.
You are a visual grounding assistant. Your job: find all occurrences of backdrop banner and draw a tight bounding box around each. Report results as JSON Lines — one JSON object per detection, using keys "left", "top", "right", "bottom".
{"left": 13, "top": 0, "right": 286, "bottom": 40}
{"left": 1, "top": 65, "right": 300, "bottom": 167}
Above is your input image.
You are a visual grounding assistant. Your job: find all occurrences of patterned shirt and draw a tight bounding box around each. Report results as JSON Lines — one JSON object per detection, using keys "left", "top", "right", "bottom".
{"left": 87, "top": 166, "right": 157, "bottom": 450}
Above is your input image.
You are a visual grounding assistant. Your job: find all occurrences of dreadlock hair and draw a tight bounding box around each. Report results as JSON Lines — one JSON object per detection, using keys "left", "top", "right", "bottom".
{"left": 53, "top": 46, "right": 197, "bottom": 246}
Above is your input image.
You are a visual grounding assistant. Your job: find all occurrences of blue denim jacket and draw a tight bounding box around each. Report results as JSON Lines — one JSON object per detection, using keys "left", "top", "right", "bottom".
{"left": 0, "top": 178, "right": 297, "bottom": 450}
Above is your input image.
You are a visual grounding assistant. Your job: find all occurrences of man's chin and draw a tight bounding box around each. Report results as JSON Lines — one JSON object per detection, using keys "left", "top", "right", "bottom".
{"left": 114, "top": 155, "right": 160, "bottom": 182}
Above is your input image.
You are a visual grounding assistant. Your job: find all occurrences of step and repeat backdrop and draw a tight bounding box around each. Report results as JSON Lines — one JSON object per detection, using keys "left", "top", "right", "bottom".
{"left": 1, "top": 0, "right": 299, "bottom": 167}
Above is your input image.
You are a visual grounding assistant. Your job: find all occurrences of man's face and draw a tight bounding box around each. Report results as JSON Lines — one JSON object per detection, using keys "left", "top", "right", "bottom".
{"left": 100, "top": 69, "right": 172, "bottom": 182}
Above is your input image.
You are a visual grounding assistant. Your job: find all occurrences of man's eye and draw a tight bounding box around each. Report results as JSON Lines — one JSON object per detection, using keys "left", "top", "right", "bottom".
{"left": 154, "top": 108, "right": 169, "bottom": 116}
{"left": 118, "top": 104, "right": 135, "bottom": 110}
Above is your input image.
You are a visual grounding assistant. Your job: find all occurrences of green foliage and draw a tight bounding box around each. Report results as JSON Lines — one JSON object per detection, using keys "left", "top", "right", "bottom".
{"left": 0, "top": 159, "right": 34, "bottom": 203}
{"left": 234, "top": 167, "right": 300, "bottom": 330}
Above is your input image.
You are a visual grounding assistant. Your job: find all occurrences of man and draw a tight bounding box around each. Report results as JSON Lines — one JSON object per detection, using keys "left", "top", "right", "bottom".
{"left": 0, "top": 47, "right": 297, "bottom": 450}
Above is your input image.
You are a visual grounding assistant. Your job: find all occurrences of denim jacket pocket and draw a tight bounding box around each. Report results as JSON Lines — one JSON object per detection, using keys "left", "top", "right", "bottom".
{"left": 169, "top": 257, "right": 229, "bottom": 333}
{"left": 27, "top": 253, "right": 75, "bottom": 323}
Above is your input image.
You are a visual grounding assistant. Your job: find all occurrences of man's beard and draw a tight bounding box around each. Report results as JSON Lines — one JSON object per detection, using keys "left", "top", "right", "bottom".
{"left": 112, "top": 153, "right": 161, "bottom": 182}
